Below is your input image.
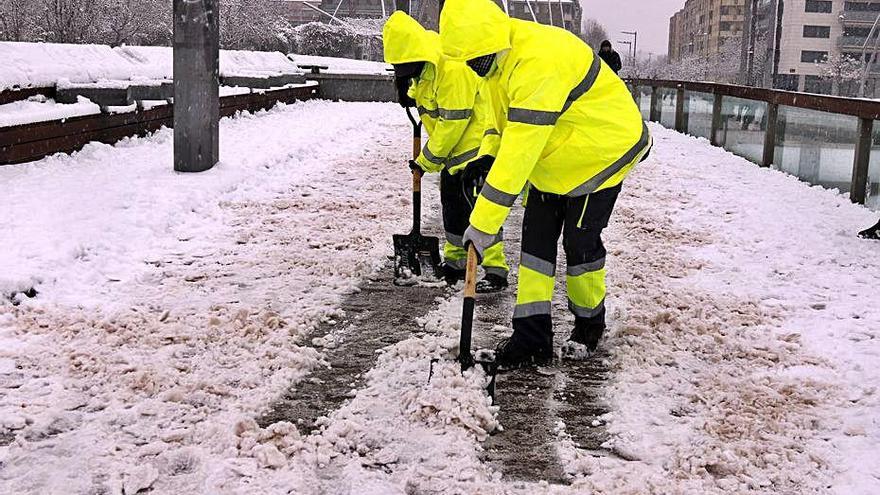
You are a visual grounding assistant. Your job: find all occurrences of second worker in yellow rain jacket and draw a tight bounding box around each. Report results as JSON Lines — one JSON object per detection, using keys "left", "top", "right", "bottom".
{"left": 440, "top": 0, "right": 653, "bottom": 367}
{"left": 384, "top": 11, "right": 509, "bottom": 292}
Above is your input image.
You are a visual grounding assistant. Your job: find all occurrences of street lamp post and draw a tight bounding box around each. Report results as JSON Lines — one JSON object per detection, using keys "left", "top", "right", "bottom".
{"left": 618, "top": 40, "right": 633, "bottom": 62}
{"left": 622, "top": 30, "right": 638, "bottom": 62}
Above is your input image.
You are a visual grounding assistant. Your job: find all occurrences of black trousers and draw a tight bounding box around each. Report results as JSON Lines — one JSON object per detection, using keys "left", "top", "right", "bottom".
{"left": 512, "top": 184, "right": 623, "bottom": 348}
{"left": 439, "top": 166, "right": 508, "bottom": 275}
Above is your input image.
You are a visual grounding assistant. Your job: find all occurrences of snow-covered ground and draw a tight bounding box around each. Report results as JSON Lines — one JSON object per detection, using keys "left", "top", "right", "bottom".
{"left": 1, "top": 105, "right": 878, "bottom": 494}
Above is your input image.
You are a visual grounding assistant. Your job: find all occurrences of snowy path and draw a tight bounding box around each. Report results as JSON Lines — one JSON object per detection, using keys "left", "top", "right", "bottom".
{"left": 1, "top": 104, "right": 879, "bottom": 495}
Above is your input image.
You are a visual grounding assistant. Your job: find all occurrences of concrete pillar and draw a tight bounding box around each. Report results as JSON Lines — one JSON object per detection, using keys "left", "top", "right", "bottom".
{"left": 173, "top": 0, "right": 220, "bottom": 173}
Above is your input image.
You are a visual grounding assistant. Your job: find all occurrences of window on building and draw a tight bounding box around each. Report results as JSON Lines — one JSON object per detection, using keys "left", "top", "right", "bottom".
{"left": 805, "top": 0, "right": 833, "bottom": 13}
{"left": 801, "top": 50, "right": 829, "bottom": 63}
{"left": 803, "top": 25, "right": 831, "bottom": 38}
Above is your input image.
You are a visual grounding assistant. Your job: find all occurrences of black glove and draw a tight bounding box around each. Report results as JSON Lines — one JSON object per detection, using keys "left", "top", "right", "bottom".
{"left": 393, "top": 62, "right": 425, "bottom": 109}
{"left": 408, "top": 160, "right": 422, "bottom": 173}
{"left": 461, "top": 156, "right": 494, "bottom": 189}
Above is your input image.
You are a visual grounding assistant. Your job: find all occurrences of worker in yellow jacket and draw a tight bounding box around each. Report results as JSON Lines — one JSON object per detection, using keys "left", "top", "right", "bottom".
{"left": 384, "top": 11, "right": 509, "bottom": 292}
{"left": 440, "top": 0, "right": 652, "bottom": 367}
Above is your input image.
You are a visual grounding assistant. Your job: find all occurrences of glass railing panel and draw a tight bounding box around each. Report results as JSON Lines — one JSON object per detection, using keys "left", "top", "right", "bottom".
{"left": 866, "top": 122, "right": 880, "bottom": 210}
{"left": 657, "top": 87, "right": 677, "bottom": 128}
{"left": 638, "top": 85, "right": 651, "bottom": 121}
{"left": 773, "top": 106, "right": 858, "bottom": 194}
{"left": 714, "top": 96, "right": 768, "bottom": 164}
{"left": 684, "top": 90, "right": 714, "bottom": 140}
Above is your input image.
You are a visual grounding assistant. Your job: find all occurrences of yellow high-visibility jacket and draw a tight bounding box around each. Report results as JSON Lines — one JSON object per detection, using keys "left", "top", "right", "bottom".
{"left": 440, "top": 0, "right": 651, "bottom": 235}
{"left": 383, "top": 12, "right": 498, "bottom": 174}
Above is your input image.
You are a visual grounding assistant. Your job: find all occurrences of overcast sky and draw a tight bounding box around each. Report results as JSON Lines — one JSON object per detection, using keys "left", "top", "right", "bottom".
{"left": 579, "top": 0, "right": 684, "bottom": 57}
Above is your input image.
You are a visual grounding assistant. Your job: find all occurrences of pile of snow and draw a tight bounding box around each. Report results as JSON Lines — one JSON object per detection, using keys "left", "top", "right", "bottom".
{"left": 288, "top": 54, "right": 391, "bottom": 75}
{"left": 0, "top": 95, "right": 100, "bottom": 127}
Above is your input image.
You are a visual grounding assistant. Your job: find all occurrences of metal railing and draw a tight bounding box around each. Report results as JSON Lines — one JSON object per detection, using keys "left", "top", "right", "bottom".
{"left": 626, "top": 79, "right": 880, "bottom": 209}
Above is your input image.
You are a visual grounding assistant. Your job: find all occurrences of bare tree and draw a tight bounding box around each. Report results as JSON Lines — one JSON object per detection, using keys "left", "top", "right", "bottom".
{"left": 581, "top": 18, "right": 608, "bottom": 50}
{"left": 95, "top": 0, "right": 168, "bottom": 47}
{"left": 220, "top": 0, "right": 284, "bottom": 51}
{"left": 820, "top": 53, "right": 865, "bottom": 97}
{"left": 0, "top": 0, "right": 34, "bottom": 41}
{"left": 33, "top": 0, "right": 103, "bottom": 43}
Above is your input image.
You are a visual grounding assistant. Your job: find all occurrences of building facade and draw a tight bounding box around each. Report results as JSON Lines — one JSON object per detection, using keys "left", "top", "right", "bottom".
{"left": 502, "top": 0, "right": 583, "bottom": 36}
{"left": 668, "top": 0, "right": 746, "bottom": 63}
{"left": 742, "top": 0, "right": 880, "bottom": 94}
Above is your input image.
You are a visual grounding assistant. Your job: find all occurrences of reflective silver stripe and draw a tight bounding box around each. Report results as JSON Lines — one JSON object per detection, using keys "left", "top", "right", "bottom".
{"left": 418, "top": 106, "right": 439, "bottom": 118}
{"left": 561, "top": 54, "right": 602, "bottom": 114}
{"left": 508, "top": 107, "right": 559, "bottom": 126}
{"left": 444, "top": 147, "right": 480, "bottom": 168}
{"left": 422, "top": 144, "right": 446, "bottom": 165}
{"left": 521, "top": 253, "right": 556, "bottom": 277}
{"left": 513, "top": 301, "right": 552, "bottom": 318}
{"left": 446, "top": 231, "right": 464, "bottom": 248}
{"left": 439, "top": 108, "right": 472, "bottom": 120}
{"left": 567, "top": 257, "right": 606, "bottom": 277}
{"left": 506, "top": 52, "right": 602, "bottom": 127}
{"left": 567, "top": 123, "right": 651, "bottom": 197}
{"left": 484, "top": 128, "right": 500, "bottom": 136}
{"left": 568, "top": 298, "right": 605, "bottom": 318}
{"left": 484, "top": 266, "right": 509, "bottom": 278}
{"left": 480, "top": 183, "right": 518, "bottom": 207}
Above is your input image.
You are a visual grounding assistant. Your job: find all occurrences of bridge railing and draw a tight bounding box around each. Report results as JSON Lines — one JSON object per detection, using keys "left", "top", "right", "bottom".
{"left": 626, "top": 78, "right": 880, "bottom": 210}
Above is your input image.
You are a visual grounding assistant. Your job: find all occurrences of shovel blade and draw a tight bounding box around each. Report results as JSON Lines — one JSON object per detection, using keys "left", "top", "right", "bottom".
{"left": 393, "top": 232, "right": 441, "bottom": 281}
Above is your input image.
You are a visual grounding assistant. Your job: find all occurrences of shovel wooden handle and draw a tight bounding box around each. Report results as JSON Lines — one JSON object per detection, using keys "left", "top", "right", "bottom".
{"left": 459, "top": 245, "right": 478, "bottom": 371}
{"left": 412, "top": 113, "right": 422, "bottom": 193}
{"left": 464, "top": 244, "right": 478, "bottom": 299}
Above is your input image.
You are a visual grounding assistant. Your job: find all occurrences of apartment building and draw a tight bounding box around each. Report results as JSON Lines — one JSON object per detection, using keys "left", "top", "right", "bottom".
{"left": 668, "top": 0, "right": 746, "bottom": 63}
{"left": 742, "top": 0, "right": 880, "bottom": 94}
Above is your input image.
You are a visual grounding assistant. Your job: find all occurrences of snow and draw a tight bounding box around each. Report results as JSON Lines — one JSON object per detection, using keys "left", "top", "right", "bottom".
{"left": 1, "top": 42, "right": 309, "bottom": 92}
{"left": 1, "top": 108, "right": 879, "bottom": 494}
{"left": 0, "top": 42, "right": 148, "bottom": 91}
{"left": 117, "top": 45, "right": 306, "bottom": 80}
{"left": 0, "top": 95, "right": 100, "bottom": 127}
{"left": 288, "top": 54, "right": 392, "bottom": 75}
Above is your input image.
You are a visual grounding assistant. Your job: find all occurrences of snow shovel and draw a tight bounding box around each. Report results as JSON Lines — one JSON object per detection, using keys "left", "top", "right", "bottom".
{"left": 457, "top": 245, "right": 498, "bottom": 399}
{"left": 393, "top": 107, "right": 441, "bottom": 282}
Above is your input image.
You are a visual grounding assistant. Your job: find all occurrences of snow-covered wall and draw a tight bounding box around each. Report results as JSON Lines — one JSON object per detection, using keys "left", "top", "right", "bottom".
{"left": 0, "top": 42, "right": 148, "bottom": 91}
{"left": 0, "top": 43, "right": 320, "bottom": 92}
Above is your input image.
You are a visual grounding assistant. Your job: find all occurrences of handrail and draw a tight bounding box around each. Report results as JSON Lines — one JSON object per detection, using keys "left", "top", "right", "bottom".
{"left": 626, "top": 78, "right": 880, "bottom": 120}
{"left": 626, "top": 78, "right": 877, "bottom": 208}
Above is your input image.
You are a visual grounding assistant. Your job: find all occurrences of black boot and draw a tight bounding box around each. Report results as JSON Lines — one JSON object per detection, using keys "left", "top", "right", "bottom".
{"left": 494, "top": 323, "right": 554, "bottom": 370}
{"left": 563, "top": 311, "right": 606, "bottom": 360}
{"left": 440, "top": 262, "right": 466, "bottom": 285}
{"left": 858, "top": 220, "right": 880, "bottom": 240}
{"left": 476, "top": 273, "right": 509, "bottom": 293}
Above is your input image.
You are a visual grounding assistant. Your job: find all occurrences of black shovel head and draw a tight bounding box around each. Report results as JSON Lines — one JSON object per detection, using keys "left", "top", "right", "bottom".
{"left": 393, "top": 232, "right": 441, "bottom": 282}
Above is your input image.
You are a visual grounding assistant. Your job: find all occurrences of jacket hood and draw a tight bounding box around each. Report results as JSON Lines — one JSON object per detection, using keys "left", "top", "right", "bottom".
{"left": 383, "top": 12, "right": 441, "bottom": 66}
{"left": 440, "top": 0, "right": 512, "bottom": 62}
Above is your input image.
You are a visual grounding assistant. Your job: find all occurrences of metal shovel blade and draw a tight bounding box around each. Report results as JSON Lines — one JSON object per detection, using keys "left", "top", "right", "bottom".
{"left": 393, "top": 232, "right": 441, "bottom": 281}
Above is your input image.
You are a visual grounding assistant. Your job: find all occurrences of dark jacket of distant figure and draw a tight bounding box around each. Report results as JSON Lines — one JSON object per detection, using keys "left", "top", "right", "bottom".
{"left": 599, "top": 49, "right": 622, "bottom": 74}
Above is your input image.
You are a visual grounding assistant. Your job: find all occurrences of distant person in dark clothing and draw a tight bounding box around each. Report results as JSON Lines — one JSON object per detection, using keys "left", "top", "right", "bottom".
{"left": 859, "top": 219, "right": 880, "bottom": 240}
{"left": 598, "top": 40, "right": 622, "bottom": 74}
